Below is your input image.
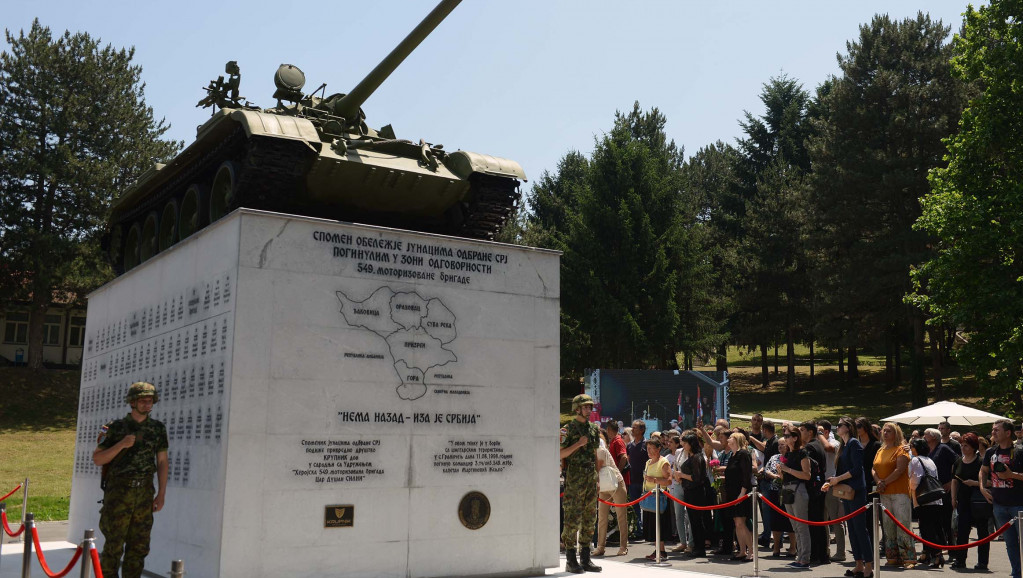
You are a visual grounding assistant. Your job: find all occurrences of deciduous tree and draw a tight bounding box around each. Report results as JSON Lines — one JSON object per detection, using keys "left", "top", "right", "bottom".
{"left": 911, "top": 0, "right": 1023, "bottom": 414}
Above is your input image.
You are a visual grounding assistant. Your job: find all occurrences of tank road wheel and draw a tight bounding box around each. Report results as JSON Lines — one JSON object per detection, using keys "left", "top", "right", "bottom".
{"left": 123, "top": 223, "right": 142, "bottom": 271}
{"left": 178, "top": 183, "right": 208, "bottom": 240}
{"left": 159, "top": 200, "right": 179, "bottom": 252}
{"left": 139, "top": 212, "right": 159, "bottom": 263}
{"left": 209, "top": 161, "right": 239, "bottom": 223}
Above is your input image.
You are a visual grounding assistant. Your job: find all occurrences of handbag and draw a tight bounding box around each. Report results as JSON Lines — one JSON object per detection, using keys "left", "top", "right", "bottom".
{"left": 640, "top": 489, "right": 669, "bottom": 513}
{"left": 781, "top": 487, "right": 796, "bottom": 505}
{"left": 970, "top": 500, "right": 992, "bottom": 521}
{"left": 599, "top": 466, "right": 618, "bottom": 493}
{"left": 913, "top": 457, "right": 945, "bottom": 505}
{"left": 831, "top": 483, "right": 855, "bottom": 501}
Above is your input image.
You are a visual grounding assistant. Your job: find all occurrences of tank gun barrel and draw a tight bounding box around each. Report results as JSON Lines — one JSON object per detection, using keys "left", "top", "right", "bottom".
{"left": 333, "top": 0, "right": 461, "bottom": 123}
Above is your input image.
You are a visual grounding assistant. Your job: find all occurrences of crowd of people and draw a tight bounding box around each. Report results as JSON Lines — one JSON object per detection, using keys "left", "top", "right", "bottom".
{"left": 560, "top": 395, "right": 1023, "bottom": 578}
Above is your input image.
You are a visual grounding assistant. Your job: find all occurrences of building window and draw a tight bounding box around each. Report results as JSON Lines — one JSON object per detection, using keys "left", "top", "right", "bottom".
{"left": 68, "top": 316, "right": 86, "bottom": 347}
{"left": 43, "top": 314, "right": 62, "bottom": 346}
{"left": 3, "top": 312, "right": 28, "bottom": 344}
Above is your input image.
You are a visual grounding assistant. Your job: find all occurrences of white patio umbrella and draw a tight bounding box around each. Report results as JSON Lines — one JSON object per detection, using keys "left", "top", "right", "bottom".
{"left": 882, "top": 400, "right": 1009, "bottom": 426}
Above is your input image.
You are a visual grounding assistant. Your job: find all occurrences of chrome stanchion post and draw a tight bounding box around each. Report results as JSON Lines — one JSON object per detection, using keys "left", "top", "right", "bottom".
{"left": 1017, "top": 510, "right": 1023, "bottom": 578}
{"left": 751, "top": 489, "right": 759, "bottom": 577}
{"left": 79, "top": 530, "right": 95, "bottom": 578}
{"left": 20, "top": 479, "right": 29, "bottom": 524}
{"left": 656, "top": 488, "right": 661, "bottom": 563}
{"left": 169, "top": 559, "right": 185, "bottom": 578}
{"left": 646, "top": 488, "right": 670, "bottom": 567}
{"left": 873, "top": 498, "right": 881, "bottom": 578}
{"left": 21, "top": 512, "right": 33, "bottom": 578}
{"left": 15, "top": 478, "right": 28, "bottom": 544}
{"left": 0, "top": 502, "right": 6, "bottom": 574}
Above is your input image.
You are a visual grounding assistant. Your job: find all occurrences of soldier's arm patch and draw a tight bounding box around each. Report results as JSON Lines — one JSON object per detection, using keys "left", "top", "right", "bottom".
{"left": 97, "top": 421, "right": 117, "bottom": 447}
{"left": 560, "top": 427, "right": 569, "bottom": 447}
{"left": 96, "top": 423, "right": 110, "bottom": 444}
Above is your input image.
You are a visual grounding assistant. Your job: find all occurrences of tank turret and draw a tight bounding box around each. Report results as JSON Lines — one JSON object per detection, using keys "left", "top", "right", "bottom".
{"left": 106, "top": 0, "right": 524, "bottom": 274}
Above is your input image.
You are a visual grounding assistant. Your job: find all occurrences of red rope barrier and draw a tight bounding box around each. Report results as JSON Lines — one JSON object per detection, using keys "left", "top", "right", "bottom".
{"left": 598, "top": 491, "right": 653, "bottom": 508}
{"left": 0, "top": 484, "right": 22, "bottom": 502}
{"left": 664, "top": 491, "right": 752, "bottom": 511}
{"left": 758, "top": 493, "right": 869, "bottom": 526}
{"left": 1, "top": 510, "right": 24, "bottom": 537}
{"left": 561, "top": 487, "right": 749, "bottom": 510}
{"left": 90, "top": 547, "right": 104, "bottom": 578}
{"left": 882, "top": 506, "right": 1014, "bottom": 550}
{"left": 31, "top": 527, "right": 83, "bottom": 578}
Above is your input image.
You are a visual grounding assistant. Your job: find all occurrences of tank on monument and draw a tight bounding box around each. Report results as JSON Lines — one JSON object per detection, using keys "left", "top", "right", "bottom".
{"left": 105, "top": 0, "right": 524, "bottom": 273}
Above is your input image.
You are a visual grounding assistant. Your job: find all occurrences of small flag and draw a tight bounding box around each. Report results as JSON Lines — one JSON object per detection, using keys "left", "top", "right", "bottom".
{"left": 696, "top": 385, "right": 703, "bottom": 420}
{"left": 677, "top": 391, "right": 683, "bottom": 423}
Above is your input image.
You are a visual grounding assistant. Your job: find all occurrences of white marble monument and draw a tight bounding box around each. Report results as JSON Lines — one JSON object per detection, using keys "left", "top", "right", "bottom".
{"left": 68, "top": 209, "right": 561, "bottom": 577}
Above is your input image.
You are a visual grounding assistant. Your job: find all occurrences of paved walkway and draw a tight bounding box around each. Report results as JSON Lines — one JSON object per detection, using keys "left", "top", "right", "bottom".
{"left": 0, "top": 522, "right": 77, "bottom": 578}
{"left": 544, "top": 554, "right": 733, "bottom": 578}
{"left": 549, "top": 543, "right": 1007, "bottom": 577}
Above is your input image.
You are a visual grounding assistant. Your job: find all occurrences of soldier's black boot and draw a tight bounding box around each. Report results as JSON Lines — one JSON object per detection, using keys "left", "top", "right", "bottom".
{"left": 579, "top": 547, "right": 602, "bottom": 572}
{"left": 565, "top": 549, "right": 584, "bottom": 574}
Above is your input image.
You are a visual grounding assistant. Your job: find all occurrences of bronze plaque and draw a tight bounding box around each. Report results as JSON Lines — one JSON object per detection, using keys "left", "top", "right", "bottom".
{"left": 458, "top": 491, "right": 491, "bottom": 530}
{"left": 324, "top": 504, "right": 354, "bottom": 528}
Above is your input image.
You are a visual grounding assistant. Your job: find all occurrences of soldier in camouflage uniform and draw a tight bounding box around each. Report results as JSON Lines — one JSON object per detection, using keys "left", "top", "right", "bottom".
{"left": 560, "top": 394, "right": 602, "bottom": 573}
{"left": 92, "top": 382, "right": 169, "bottom": 578}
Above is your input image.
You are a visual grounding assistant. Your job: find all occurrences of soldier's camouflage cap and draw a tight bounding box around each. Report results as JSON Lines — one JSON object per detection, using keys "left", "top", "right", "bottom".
{"left": 571, "top": 394, "right": 595, "bottom": 412}
{"left": 125, "top": 381, "right": 159, "bottom": 404}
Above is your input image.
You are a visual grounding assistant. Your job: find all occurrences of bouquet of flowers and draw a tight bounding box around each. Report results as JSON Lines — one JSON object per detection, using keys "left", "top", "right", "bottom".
{"left": 708, "top": 459, "right": 724, "bottom": 499}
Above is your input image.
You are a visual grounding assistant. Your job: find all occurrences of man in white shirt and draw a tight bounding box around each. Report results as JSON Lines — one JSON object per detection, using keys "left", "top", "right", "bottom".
{"left": 818, "top": 420, "right": 846, "bottom": 561}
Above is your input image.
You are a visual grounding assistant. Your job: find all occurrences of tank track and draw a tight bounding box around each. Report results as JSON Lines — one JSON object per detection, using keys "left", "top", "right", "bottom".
{"left": 228, "top": 135, "right": 317, "bottom": 215}
{"left": 109, "top": 127, "right": 319, "bottom": 273}
{"left": 112, "top": 128, "right": 315, "bottom": 245}
{"left": 457, "top": 174, "right": 520, "bottom": 240}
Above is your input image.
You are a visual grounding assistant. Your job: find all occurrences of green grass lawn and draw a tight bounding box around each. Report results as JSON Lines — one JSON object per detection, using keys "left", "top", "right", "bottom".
{"left": 721, "top": 364, "right": 983, "bottom": 431}
{"left": 714, "top": 343, "right": 887, "bottom": 368}
{"left": 0, "top": 367, "right": 80, "bottom": 521}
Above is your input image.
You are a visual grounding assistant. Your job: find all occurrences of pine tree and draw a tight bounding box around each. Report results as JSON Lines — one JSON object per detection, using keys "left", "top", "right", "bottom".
{"left": 683, "top": 142, "right": 742, "bottom": 372}
{"left": 521, "top": 151, "right": 589, "bottom": 251}
{"left": 808, "top": 13, "right": 965, "bottom": 405}
{"left": 733, "top": 76, "right": 813, "bottom": 391}
{"left": 547, "top": 103, "right": 723, "bottom": 375}
{"left": 561, "top": 104, "right": 682, "bottom": 370}
{"left": 0, "top": 21, "right": 181, "bottom": 369}
{"left": 521, "top": 151, "right": 591, "bottom": 372}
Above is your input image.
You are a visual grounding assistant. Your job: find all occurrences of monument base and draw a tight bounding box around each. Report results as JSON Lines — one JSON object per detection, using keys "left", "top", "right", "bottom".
{"left": 69, "top": 209, "right": 561, "bottom": 577}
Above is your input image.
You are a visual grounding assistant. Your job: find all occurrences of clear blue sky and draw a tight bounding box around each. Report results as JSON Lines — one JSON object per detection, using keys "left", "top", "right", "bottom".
{"left": 6, "top": 1, "right": 974, "bottom": 187}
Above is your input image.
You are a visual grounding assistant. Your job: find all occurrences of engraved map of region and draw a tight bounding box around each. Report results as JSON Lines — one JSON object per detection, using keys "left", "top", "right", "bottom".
{"left": 336, "top": 287, "right": 457, "bottom": 400}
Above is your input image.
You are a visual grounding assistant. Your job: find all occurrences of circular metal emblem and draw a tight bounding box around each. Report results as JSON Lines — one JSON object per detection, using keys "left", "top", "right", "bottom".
{"left": 458, "top": 491, "right": 491, "bottom": 530}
